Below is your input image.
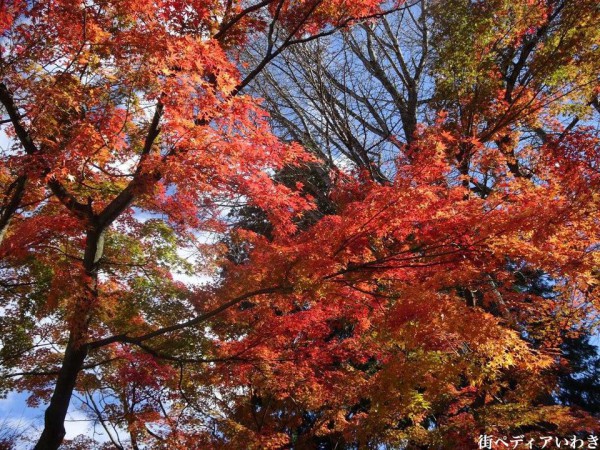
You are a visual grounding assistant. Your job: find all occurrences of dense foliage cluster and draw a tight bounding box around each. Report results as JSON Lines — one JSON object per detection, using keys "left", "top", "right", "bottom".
{"left": 0, "top": 0, "right": 598, "bottom": 448}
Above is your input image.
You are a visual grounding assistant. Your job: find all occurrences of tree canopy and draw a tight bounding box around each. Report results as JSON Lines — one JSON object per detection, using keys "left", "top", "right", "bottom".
{"left": 0, "top": 0, "right": 599, "bottom": 448}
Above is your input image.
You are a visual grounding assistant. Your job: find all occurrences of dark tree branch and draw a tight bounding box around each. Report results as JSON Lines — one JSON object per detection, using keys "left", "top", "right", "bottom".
{"left": 87, "top": 285, "right": 290, "bottom": 350}
{"left": 95, "top": 102, "right": 163, "bottom": 231}
{"left": 214, "top": 0, "right": 273, "bottom": 41}
{"left": 0, "top": 174, "right": 27, "bottom": 246}
{"left": 0, "top": 83, "right": 93, "bottom": 221}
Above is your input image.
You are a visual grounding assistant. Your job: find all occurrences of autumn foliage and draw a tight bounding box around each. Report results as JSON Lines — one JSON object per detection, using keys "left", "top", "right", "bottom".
{"left": 0, "top": 0, "right": 599, "bottom": 448}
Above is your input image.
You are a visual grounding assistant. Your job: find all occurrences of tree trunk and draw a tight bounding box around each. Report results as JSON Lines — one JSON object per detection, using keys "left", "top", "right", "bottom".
{"left": 33, "top": 332, "right": 89, "bottom": 450}
{"left": 34, "top": 227, "right": 103, "bottom": 449}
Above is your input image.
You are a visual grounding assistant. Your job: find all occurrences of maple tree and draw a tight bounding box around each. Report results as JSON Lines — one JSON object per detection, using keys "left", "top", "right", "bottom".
{"left": 0, "top": 0, "right": 599, "bottom": 448}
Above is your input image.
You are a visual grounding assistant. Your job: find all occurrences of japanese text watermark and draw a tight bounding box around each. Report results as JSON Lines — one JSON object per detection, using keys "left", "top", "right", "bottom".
{"left": 478, "top": 434, "right": 599, "bottom": 449}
